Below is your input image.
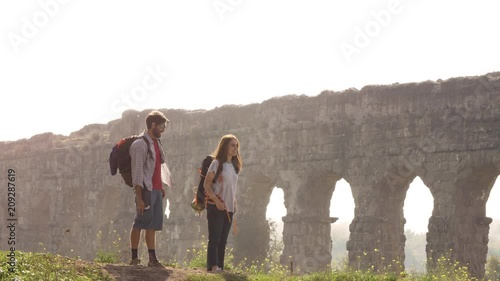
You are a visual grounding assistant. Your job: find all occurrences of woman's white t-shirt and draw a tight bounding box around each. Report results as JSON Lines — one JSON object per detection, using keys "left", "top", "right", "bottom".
{"left": 208, "top": 159, "right": 238, "bottom": 213}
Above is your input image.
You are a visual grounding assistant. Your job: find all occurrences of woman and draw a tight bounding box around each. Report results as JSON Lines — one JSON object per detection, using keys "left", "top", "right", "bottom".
{"left": 203, "top": 134, "right": 243, "bottom": 272}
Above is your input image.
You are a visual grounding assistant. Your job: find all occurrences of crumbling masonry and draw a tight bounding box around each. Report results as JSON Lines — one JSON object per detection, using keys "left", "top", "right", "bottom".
{"left": 0, "top": 72, "right": 499, "bottom": 279}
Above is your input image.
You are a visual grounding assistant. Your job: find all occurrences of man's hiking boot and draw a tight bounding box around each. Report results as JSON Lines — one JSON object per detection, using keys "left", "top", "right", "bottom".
{"left": 148, "top": 260, "right": 165, "bottom": 268}
{"left": 129, "top": 258, "right": 141, "bottom": 266}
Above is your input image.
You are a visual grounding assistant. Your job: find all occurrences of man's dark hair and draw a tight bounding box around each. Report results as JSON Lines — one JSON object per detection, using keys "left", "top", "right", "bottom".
{"left": 146, "top": 110, "right": 168, "bottom": 129}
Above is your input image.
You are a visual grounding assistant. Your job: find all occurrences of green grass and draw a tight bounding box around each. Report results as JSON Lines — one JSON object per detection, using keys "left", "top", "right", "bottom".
{"left": 94, "top": 249, "right": 120, "bottom": 264}
{"left": 0, "top": 251, "right": 111, "bottom": 281}
{"left": 184, "top": 269, "right": 467, "bottom": 281}
{"left": 182, "top": 241, "right": 485, "bottom": 281}
{"left": 2, "top": 248, "right": 497, "bottom": 281}
{"left": 184, "top": 270, "right": 402, "bottom": 281}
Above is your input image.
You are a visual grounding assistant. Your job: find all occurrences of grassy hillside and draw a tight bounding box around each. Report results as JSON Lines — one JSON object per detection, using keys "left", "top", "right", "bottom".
{"left": 3, "top": 250, "right": 497, "bottom": 281}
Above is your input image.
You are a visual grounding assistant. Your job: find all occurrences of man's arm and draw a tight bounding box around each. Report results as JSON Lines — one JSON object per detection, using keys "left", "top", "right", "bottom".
{"left": 130, "top": 139, "right": 147, "bottom": 188}
{"left": 134, "top": 185, "right": 145, "bottom": 214}
{"left": 130, "top": 139, "right": 147, "bottom": 213}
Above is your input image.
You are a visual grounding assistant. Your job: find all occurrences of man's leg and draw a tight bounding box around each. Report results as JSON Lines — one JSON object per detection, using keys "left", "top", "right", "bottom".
{"left": 130, "top": 227, "right": 141, "bottom": 264}
{"left": 130, "top": 187, "right": 152, "bottom": 265}
{"left": 131, "top": 227, "right": 141, "bottom": 249}
{"left": 146, "top": 229, "right": 163, "bottom": 266}
{"left": 145, "top": 229, "right": 155, "bottom": 248}
{"left": 146, "top": 190, "right": 164, "bottom": 266}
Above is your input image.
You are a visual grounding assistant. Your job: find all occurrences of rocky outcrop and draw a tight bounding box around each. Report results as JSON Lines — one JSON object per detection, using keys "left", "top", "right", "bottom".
{"left": 1, "top": 72, "right": 499, "bottom": 279}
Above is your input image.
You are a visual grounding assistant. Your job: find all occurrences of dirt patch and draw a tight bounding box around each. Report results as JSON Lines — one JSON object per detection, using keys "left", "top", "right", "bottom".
{"left": 101, "top": 264, "right": 209, "bottom": 281}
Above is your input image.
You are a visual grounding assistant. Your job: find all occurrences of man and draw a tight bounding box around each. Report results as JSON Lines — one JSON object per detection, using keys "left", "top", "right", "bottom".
{"left": 129, "top": 110, "right": 171, "bottom": 267}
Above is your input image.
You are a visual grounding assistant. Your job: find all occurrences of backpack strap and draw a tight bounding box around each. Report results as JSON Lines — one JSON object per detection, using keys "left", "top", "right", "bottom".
{"left": 199, "top": 156, "right": 222, "bottom": 185}
{"left": 213, "top": 160, "right": 223, "bottom": 184}
{"left": 156, "top": 138, "right": 167, "bottom": 164}
{"left": 141, "top": 136, "right": 153, "bottom": 159}
{"left": 207, "top": 160, "right": 224, "bottom": 198}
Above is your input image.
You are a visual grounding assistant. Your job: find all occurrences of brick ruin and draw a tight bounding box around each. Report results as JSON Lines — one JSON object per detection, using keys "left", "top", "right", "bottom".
{"left": 1, "top": 72, "right": 499, "bottom": 278}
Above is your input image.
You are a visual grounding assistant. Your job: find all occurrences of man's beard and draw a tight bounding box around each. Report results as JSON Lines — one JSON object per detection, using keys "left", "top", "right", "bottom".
{"left": 153, "top": 128, "right": 162, "bottom": 138}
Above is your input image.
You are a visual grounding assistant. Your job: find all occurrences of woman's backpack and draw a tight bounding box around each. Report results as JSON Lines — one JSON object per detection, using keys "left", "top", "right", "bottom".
{"left": 191, "top": 155, "right": 222, "bottom": 214}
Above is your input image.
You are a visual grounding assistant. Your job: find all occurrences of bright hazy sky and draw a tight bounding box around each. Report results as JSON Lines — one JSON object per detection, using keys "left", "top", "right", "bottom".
{"left": 1, "top": 1, "right": 500, "bottom": 142}
{"left": 2, "top": 1, "right": 499, "bottom": 232}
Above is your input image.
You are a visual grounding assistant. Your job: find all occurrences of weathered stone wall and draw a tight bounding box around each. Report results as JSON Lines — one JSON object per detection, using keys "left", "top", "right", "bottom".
{"left": 0, "top": 72, "right": 499, "bottom": 278}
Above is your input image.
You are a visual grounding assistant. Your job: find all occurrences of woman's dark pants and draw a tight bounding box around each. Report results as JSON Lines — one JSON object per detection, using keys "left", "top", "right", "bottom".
{"left": 207, "top": 204, "right": 233, "bottom": 270}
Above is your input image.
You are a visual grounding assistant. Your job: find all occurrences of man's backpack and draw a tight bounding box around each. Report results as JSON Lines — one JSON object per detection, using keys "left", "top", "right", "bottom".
{"left": 191, "top": 155, "right": 222, "bottom": 214}
{"left": 109, "top": 135, "right": 151, "bottom": 188}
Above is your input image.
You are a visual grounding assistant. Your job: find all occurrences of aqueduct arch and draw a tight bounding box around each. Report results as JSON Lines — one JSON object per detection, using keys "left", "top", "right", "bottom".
{"left": 0, "top": 72, "right": 499, "bottom": 279}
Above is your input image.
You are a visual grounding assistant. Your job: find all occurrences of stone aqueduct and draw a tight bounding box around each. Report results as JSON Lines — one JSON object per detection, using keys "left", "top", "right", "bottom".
{"left": 1, "top": 72, "right": 499, "bottom": 278}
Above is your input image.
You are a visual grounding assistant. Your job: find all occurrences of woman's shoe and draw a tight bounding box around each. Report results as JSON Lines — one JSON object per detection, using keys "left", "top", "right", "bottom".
{"left": 208, "top": 266, "right": 223, "bottom": 273}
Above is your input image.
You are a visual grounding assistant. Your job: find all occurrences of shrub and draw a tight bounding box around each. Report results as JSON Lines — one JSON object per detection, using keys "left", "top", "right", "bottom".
{"left": 486, "top": 255, "right": 500, "bottom": 281}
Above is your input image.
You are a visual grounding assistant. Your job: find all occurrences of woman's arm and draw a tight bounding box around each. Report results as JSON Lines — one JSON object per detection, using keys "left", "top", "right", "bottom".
{"left": 204, "top": 171, "right": 225, "bottom": 211}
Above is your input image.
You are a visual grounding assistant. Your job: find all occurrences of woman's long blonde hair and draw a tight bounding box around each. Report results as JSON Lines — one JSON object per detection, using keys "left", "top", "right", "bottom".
{"left": 211, "top": 134, "right": 242, "bottom": 174}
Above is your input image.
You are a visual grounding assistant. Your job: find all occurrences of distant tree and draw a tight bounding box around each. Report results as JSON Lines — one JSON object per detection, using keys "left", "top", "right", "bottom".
{"left": 489, "top": 221, "right": 500, "bottom": 257}
{"left": 486, "top": 255, "right": 500, "bottom": 281}
{"left": 404, "top": 229, "right": 426, "bottom": 272}
{"left": 267, "top": 219, "right": 284, "bottom": 264}
{"left": 331, "top": 222, "right": 349, "bottom": 267}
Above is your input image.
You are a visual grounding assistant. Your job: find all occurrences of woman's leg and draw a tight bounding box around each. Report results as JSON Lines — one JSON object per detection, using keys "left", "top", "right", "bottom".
{"left": 217, "top": 212, "right": 233, "bottom": 270}
{"left": 207, "top": 204, "right": 224, "bottom": 271}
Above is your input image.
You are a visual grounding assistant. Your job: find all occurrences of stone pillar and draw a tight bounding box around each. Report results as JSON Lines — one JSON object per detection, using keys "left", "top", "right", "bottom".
{"left": 232, "top": 207, "right": 271, "bottom": 264}
{"left": 426, "top": 167, "right": 497, "bottom": 280}
{"left": 346, "top": 166, "right": 412, "bottom": 273}
{"left": 161, "top": 172, "right": 210, "bottom": 265}
{"left": 162, "top": 216, "right": 207, "bottom": 265}
{"left": 347, "top": 207, "right": 406, "bottom": 272}
{"left": 232, "top": 167, "right": 279, "bottom": 265}
{"left": 426, "top": 177, "right": 458, "bottom": 272}
{"left": 281, "top": 214, "right": 337, "bottom": 273}
{"left": 451, "top": 167, "right": 497, "bottom": 280}
{"left": 278, "top": 168, "right": 340, "bottom": 273}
